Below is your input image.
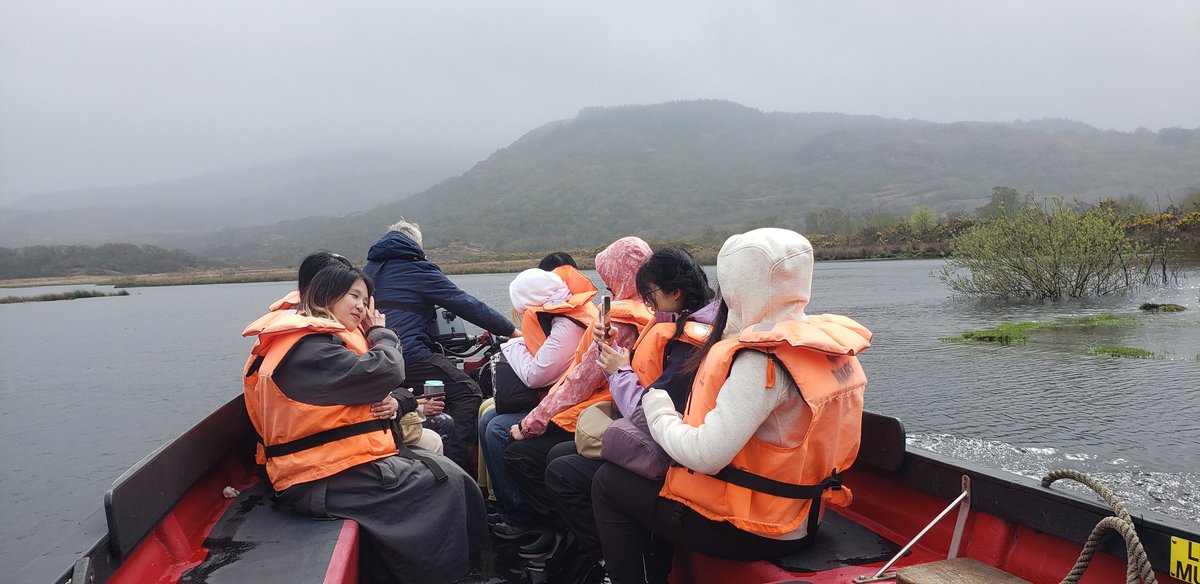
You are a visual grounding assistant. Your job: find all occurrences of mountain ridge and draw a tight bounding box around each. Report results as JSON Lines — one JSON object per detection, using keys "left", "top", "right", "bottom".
{"left": 5, "top": 100, "right": 1198, "bottom": 264}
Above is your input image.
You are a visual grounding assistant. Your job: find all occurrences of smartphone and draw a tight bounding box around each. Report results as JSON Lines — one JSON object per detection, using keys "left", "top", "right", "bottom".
{"left": 600, "top": 295, "right": 612, "bottom": 338}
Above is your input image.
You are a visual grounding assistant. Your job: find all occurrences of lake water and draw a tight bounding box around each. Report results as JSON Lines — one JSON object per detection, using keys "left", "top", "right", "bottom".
{"left": 2, "top": 259, "right": 1198, "bottom": 573}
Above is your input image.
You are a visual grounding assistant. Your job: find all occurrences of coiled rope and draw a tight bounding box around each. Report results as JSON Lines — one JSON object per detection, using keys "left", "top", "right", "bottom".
{"left": 1040, "top": 469, "right": 1157, "bottom": 584}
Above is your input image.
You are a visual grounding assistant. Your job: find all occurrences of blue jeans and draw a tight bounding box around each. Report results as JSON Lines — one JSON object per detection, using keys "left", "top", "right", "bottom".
{"left": 478, "top": 408, "right": 536, "bottom": 527}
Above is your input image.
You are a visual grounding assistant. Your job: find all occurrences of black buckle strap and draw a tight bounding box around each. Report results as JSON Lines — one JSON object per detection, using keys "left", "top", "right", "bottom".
{"left": 263, "top": 419, "right": 390, "bottom": 458}
{"left": 245, "top": 355, "right": 265, "bottom": 378}
{"left": 261, "top": 417, "right": 448, "bottom": 483}
{"left": 710, "top": 466, "right": 843, "bottom": 500}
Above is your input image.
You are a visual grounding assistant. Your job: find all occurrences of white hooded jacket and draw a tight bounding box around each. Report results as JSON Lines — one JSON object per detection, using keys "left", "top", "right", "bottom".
{"left": 643, "top": 228, "right": 818, "bottom": 540}
{"left": 501, "top": 269, "right": 586, "bottom": 388}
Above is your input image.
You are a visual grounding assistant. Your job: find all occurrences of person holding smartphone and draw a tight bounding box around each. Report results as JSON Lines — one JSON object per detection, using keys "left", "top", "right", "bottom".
{"left": 539, "top": 247, "right": 717, "bottom": 581}
{"left": 503, "top": 236, "right": 655, "bottom": 559}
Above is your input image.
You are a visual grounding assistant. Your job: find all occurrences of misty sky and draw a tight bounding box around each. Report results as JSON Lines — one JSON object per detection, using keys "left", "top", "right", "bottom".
{"left": 1, "top": 1, "right": 1198, "bottom": 203}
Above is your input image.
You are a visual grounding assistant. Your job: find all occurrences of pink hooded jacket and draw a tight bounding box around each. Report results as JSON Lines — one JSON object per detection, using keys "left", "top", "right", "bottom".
{"left": 518, "top": 236, "right": 653, "bottom": 436}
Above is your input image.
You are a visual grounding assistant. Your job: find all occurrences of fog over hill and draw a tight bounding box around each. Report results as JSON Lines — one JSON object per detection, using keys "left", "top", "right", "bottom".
{"left": 4, "top": 101, "right": 1198, "bottom": 264}
{"left": 172, "top": 101, "right": 1200, "bottom": 264}
{"left": 0, "top": 144, "right": 486, "bottom": 247}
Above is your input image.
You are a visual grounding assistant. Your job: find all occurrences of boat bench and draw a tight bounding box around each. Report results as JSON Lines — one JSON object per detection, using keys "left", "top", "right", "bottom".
{"left": 177, "top": 480, "right": 359, "bottom": 584}
{"left": 99, "top": 397, "right": 360, "bottom": 584}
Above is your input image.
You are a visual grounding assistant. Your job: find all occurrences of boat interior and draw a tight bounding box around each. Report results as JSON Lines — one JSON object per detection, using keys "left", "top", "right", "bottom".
{"left": 19, "top": 397, "right": 1196, "bottom": 584}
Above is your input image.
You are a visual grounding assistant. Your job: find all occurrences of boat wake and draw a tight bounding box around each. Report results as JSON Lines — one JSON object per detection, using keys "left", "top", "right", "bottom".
{"left": 907, "top": 432, "right": 1199, "bottom": 523}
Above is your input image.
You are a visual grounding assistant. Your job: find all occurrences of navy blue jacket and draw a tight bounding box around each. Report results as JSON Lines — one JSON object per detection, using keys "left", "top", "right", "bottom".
{"left": 364, "top": 231, "right": 516, "bottom": 363}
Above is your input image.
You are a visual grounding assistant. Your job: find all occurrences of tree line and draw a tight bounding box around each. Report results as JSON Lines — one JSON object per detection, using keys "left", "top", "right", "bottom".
{"left": 0, "top": 244, "right": 211, "bottom": 280}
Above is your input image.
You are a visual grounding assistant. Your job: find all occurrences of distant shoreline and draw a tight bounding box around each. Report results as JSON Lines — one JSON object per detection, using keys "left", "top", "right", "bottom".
{"left": 0, "top": 243, "right": 949, "bottom": 289}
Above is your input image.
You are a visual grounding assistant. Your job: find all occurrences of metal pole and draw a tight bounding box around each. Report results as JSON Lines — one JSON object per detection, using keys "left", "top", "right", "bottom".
{"left": 852, "top": 475, "right": 972, "bottom": 583}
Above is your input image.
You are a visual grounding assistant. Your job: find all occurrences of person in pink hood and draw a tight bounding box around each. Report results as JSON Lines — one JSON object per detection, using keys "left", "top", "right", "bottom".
{"left": 494, "top": 237, "right": 652, "bottom": 551}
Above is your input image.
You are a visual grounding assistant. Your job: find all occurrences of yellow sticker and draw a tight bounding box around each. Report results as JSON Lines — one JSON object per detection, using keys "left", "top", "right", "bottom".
{"left": 1173, "top": 536, "right": 1200, "bottom": 584}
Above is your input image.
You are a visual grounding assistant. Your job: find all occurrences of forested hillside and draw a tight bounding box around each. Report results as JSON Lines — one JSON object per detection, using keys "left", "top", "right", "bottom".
{"left": 0, "top": 244, "right": 210, "bottom": 279}
{"left": 173, "top": 100, "right": 1200, "bottom": 264}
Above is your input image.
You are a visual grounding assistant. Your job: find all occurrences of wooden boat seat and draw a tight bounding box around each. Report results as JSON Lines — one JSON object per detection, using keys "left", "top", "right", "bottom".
{"left": 178, "top": 480, "right": 358, "bottom": 583}
{"left": 897, "top": 557, "right": 1032, "bottom": 584}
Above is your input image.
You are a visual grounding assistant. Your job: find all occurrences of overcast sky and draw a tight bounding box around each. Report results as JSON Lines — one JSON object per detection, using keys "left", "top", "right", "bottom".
{"left": 1, "top": 1, "right": 1198, "bottom": 203}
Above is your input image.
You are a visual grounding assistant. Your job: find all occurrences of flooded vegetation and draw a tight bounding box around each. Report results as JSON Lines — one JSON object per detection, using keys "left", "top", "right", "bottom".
{"left": 942, "top": 313, "right": 1135, "bottom": 344}
{"left": 1139, "top": 302, "right": 1186, "bottom": 312}
{"left": 1090, "top": 345, "right": 1157, "bottom": 358}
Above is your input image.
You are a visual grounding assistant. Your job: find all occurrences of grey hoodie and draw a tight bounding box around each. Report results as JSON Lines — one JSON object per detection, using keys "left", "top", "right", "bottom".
{"left": 643, "top": 228, "right": 821, "bottom": 540}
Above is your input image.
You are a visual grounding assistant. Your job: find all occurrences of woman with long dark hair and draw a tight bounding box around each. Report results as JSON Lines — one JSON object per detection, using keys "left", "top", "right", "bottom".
{"left": 535, "top": 247, "right": 717, "bottom": 580}
{"left": 243, "top": 263, "right": 487, "bottom": 584}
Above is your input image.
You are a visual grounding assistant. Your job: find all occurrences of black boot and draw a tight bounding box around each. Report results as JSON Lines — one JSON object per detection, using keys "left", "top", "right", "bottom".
{"left": 518, "top": 528, "right": 558, "bottom": 559}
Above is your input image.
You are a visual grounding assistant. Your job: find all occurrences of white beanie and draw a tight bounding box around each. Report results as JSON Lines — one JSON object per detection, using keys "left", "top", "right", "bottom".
{"left": 509, "top": 268, "right": 571, "bottom": 312}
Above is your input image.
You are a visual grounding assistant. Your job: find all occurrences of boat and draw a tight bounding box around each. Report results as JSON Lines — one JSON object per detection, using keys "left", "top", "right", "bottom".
{"left": 17, "top": 325, "right": 1200, "bottom": 584}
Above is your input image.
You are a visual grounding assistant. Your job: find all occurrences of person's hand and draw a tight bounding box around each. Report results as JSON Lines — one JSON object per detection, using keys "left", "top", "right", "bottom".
{"left": 363, "top": 296, "right": 386, "bottom": 329}
{"left": 510, "top": 327, "right": 523, "bottom": 338}
{"left": 370, "top": 395, "right": 399, "bottom": 419}
{"left": 510, "top": 423, "right": 526, "bottom": 441}
{"left": 596, "top": 340, "right": 629, "bottom": 376}
{"left": 591, "top": 321, "right": 612, "bottom": 345}
{"left": 418, "top": 396, "right": 445, "bottom": 416}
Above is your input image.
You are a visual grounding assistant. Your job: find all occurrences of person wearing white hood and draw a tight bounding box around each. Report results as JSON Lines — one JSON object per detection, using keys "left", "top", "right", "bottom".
{"left": 480, "top": 268, "right": 590, "bottom": 538}
{"left": 592, "top": 228, "right": 872, "bottom": 584}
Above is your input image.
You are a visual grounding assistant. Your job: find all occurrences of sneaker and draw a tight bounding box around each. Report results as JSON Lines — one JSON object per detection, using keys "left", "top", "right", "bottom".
{"left": 487, "top": 512, "right": 504, "bottom": 525}
{"left": 490, "top": 522, "right": 533, "bottom": 540}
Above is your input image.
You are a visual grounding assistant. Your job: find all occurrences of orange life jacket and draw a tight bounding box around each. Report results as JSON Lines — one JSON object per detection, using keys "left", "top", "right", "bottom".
{"left": 268, "top": 290, "right": 301, "bottom": 311}
{"left": 242, "top": 312, "right": 399, "bottom": 491}
{"left": 548, "top": 299, "right": 656, "bottom": 432}
{"left": 659, "top": 314, "right": 871, "bottom": 537}
{"left": 522, "top": 266, "right": 599, "bottom": 363}
{"left": 629, "top": 319, "right": 712, "bottom": 387}
{"left": 552, "top": 265, "right": 598, "bottom": 298}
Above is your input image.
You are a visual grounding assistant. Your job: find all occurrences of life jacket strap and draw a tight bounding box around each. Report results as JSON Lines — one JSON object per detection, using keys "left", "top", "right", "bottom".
{"left": 397, "top": 441, "right": 449, "bottom": 482}
{"left": 245, "top": 355, "right": 265, "bottom": 378}
{"left": 709, "top": 466, "right": 843, "bottom": 500}
{"left": 263, "top": 419, "right": 390, "bottom": 458}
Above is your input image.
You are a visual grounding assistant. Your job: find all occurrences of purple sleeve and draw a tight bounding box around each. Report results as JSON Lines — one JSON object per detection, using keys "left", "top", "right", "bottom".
{"left": 607, "top": 366, "right": 644, "bottom": 418}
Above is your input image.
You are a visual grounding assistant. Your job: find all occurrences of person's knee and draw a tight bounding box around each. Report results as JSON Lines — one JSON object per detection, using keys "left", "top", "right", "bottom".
{"left": 545, "top": 458, "right": 570, "bottom": 492}
{"left": 591, "top": 463, "right": 616, "bottom": 504}
{"left": 477, "top": 411, "right": 495, "bottom": 436}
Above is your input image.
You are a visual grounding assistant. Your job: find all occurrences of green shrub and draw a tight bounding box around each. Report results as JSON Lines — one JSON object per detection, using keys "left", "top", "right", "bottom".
{"left": 939, "top": 198, "right": 1150, "bottom": 300}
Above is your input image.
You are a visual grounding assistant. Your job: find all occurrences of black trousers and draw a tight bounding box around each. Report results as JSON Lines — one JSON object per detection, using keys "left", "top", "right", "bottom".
{"left": 591, "top": 463, "right": 813, "bottom": 584}
{"left": 545, "top": 444, "right": 605, "bottom": 551}
{"left": 502, "top": 423, "right": 572, "bottom": 518}
{"left": 403, "top": 353, "right": 483, "bottom": 473}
